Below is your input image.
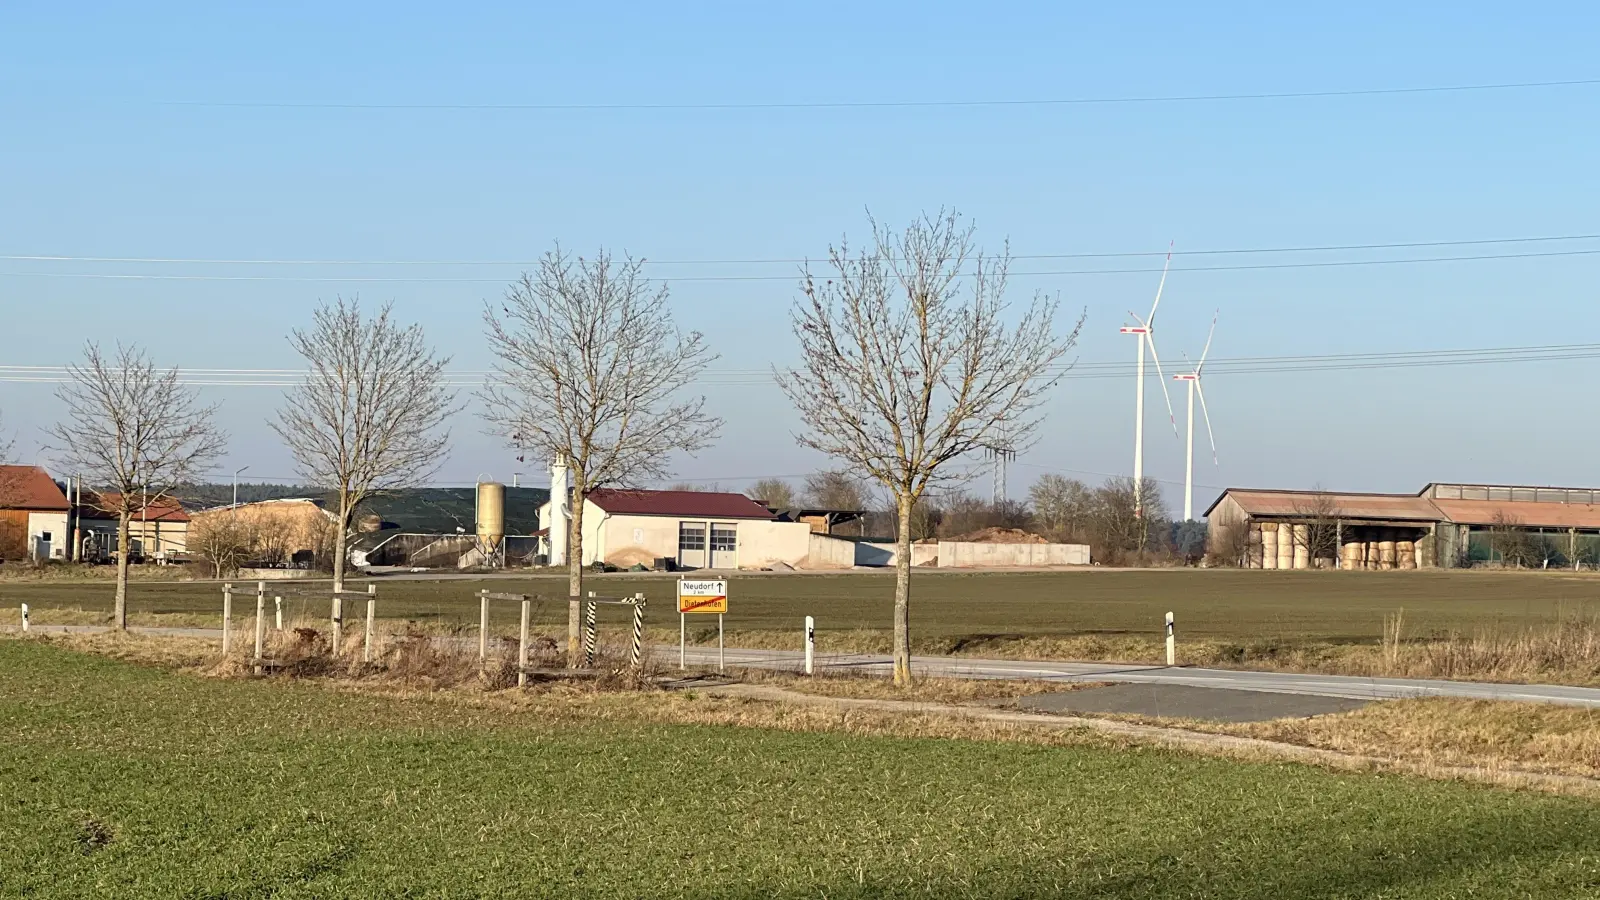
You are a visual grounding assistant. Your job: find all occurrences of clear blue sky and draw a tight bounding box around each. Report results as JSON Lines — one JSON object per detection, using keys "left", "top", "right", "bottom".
{"left": 3, "top": 3, "right": 1598, "bottom": 509}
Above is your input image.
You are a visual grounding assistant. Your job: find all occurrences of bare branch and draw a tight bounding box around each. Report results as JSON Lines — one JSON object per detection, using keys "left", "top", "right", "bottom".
{"left": 273, "top": 297, "right": 457, "bottom": 590}
{"left": 46, "top": 343, "right": 226, "bottom": 627}
{"left": 479, "top": 246, "right": 721, "bottom": 665}
{"left": 776, "top": 209, "right": 1083, "bottom": 682}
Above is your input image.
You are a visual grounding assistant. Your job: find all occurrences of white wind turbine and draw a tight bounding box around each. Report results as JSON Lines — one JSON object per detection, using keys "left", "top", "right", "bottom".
{"left": 1118, "top": 244, "right": 1179, "bottom": 518}
{"left": 1173, "top": 312, "right": 1219, "bottom": 521}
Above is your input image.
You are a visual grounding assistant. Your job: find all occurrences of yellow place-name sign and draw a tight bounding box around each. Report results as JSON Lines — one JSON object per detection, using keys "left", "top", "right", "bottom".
{"left": 677, "top": 578, "right": 728, "bottom": 614}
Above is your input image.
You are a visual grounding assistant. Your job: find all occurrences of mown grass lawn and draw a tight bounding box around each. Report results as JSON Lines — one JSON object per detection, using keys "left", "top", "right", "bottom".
{"left": 2, "top": 642, "right": 1600, "bottom": 898}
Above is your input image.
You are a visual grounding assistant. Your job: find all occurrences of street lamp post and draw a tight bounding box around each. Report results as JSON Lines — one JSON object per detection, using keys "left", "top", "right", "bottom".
{"left": 233, "top": 466, "right": 250, "bottom": 514}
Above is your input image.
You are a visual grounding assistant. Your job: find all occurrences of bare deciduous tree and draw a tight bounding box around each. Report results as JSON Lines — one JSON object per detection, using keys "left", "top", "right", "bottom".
{"left": 481, "top": 248, "right": 720, "bottom": 667}
{"left": 747, "top": 478, "right": 796, "bottom": 509}
{"left": 189, "top": 513, "right": 255, "bottom": 577}
{"left": 47, "top": 344, "right": 225, "bottom": 627}
{"left": 274, "top": 298, "right": 456, "bottom": 591}
{"left": 1028, "top": 473, "right": 1096, "bottom": 542}
{"left": 779, "top": 210, "right": 1082, "bottom": 683}
{"left": 1290, "top": 490, "right": 1342, "bottom": 567}
{"left": 1092, "top": 476, "right": 1170, "bottom": 564}
{"left": 1486, "top": 510, "right": 1538, "bottom": 568}
{"left": 0, "top": 412, "right": 20, "bottom": 508}
{"left": 804, "top": 470, "right": 868, "bottom": 511}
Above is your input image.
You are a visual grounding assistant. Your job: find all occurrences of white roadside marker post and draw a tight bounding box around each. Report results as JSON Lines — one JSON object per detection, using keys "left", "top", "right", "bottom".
{"left": 222, "top": 583, "right": 233, "bottom": 656}
{"left": 20, "top": 603, "right": 28, "bottom": 633}
{"left": 478, "top": 590, "right": 490, "bottom": 665}
{"left": 1165, "top": 611, "right": 1176, "bottom": 666}
{"left": 274, "top": 596, "right": 283, "bottom": 631}
{"left": 364, "top": 598, "right": 375, "bottom": 663}
{"left": 804, "top": 615, "right": 815, "bottom": 676}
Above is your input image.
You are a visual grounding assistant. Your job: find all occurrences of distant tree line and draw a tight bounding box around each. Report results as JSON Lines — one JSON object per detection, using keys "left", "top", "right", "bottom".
{"left": 741, "top": 470, "right": 1200, "bottom": 564}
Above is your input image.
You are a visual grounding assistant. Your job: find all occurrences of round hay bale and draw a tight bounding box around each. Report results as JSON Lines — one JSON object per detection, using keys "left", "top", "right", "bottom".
{"left": 1291, "top": 525, "right": 1311, "bottom": 569}
{"left": 1378, "top": 539, "right": 1397, "bottom": 570}
{"left": 1341, "top": 541, "right": 1365, "bottom": 570}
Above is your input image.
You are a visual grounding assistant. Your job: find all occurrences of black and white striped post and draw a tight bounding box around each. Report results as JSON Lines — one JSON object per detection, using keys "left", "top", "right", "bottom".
{"left": 1165, "top": 611, "right": 1176, "bottom": 666}
{"left": 629, "top": 593, "right": 646, "bottom": 669}
{"left": 583, "top": 595, "right": 598, "bottom": 668}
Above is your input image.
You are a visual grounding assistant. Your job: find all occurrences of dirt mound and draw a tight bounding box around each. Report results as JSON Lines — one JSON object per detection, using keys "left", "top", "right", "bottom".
{"left": 942, "top": 528, "right": 1049, "bottom": 545}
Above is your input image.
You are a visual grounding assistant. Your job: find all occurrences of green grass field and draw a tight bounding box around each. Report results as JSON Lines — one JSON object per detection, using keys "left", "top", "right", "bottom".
{"left": 2, "top": 640, "right": 1600, "bottom": 897}
{"left": 5, "top": 568, "right": 1600, "bottom": 646}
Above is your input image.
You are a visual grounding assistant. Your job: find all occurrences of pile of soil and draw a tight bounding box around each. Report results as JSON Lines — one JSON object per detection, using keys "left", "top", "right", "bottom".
{"left": 940, "top": 528, "right": 1049, "bottom": 545}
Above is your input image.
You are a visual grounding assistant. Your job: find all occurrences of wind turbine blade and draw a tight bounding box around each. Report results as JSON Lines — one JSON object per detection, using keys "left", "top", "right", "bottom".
{"left": 1145, "top": 333, "right": 1179, "bottom": 435}
{"left": 1195, "top": 378, "right": 1219, "bottom": 464}
{"left": 1147, "top": 241, "right": 1174, "bottom": 327}
{"left": 1197, "top": 311, "right": 1218, "bottom": 374}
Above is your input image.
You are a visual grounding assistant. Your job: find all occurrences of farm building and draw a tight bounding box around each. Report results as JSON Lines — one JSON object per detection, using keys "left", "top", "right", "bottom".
{"left": 202, "top": 487, "right": 550, "bottom": 569}
{"left": 0, "top": 465, "right": 71, "bottom": 561}
{"left": 75, "top": 492, "right": 192, "bottom": 562}
{"left": 540, "top": 488, "right": 812, "bottom": 570}
{"left": 1206, "top": 482, "right": 1600, "bottom": 569}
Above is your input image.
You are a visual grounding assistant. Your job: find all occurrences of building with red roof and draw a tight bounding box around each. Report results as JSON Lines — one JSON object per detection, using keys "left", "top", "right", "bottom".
{"left": 0, "top": 465, "right": 71, "bottom": 561}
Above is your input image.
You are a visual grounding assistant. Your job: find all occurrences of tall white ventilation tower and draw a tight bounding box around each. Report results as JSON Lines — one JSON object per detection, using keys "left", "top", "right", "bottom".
{"left": 548, "top": 452, "right": 572, "bottom": 566}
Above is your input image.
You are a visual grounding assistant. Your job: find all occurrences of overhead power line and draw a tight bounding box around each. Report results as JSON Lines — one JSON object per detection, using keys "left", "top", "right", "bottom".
{"left": 5, "top": 247, "right": 1599, "bottom": 284}
{"left": 4, "top": 342, "right": 1597, "bottom": 387}
{"left": 149, "top": 77, "right": 1600, "bottom": 111}
{"left": 5, "top": 232, "right": 1597, "bottom": 268}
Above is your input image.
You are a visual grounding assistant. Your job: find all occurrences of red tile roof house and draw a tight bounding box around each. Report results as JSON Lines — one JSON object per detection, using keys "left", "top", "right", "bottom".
{"left": 74, "top": 491, "right": 193, "bottom": 562}
{"left": 0, "top": 465, "right": 72, "bottom": 561}
{"left": 536, "top": 488, "right": 812, "bottom": 570}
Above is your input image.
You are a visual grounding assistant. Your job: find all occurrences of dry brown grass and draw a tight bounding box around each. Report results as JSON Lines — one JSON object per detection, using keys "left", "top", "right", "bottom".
{"left": 1076, "top": 697, "right": 1600, "bottom": 783}
{"left": 729, "top": 668, "right": 1097, "bottom": 704}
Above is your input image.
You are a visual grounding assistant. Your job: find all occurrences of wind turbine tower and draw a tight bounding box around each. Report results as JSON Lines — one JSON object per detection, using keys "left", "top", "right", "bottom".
{"left": 1172, "top": 313, "right": 1219, "bottom": 521}
{"left": 1118, "top": 244, "right": 1178, "bottom": 518}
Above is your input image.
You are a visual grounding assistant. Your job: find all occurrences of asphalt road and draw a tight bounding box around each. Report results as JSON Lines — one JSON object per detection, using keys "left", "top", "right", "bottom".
{"left": 674, "top": 645, "right": 1600, "bottom": 709}
{"left": 21, "top": 624, "right": 1600, "bottom": 709}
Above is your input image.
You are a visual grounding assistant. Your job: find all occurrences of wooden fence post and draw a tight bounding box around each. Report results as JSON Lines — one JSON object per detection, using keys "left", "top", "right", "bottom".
{"left": 253, "top": 589, "right": 265, "bottom": 676}
{"left": 222, "top": 583, "right": 233, "bottom": 655}
{"left": 479, "top": 590, "right": 490, "bottom": 664}
{"left": 517, "top": 598, "right": 530, "bottom": 688}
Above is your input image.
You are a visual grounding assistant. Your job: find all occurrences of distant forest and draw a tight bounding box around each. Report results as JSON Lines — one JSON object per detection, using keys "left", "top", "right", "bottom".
{"left": 173, "top": 482, "right": 326, "bottom": 509}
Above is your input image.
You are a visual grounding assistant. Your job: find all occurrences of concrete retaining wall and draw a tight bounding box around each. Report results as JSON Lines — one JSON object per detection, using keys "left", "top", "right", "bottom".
{"left": 936, "top": 541, "right": 1090, "bottom": 567}
{"left": 803, "top": 536, "right": 1087, "bottom": 568}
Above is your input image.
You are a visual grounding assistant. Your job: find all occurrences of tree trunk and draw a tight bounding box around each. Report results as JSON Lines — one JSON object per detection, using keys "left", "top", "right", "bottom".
{"left": 893, "top": 492, "right": 913, "bottom": 685}
{"left": 115, "top": 510, "right": 131, "bottom": 630}
{"left": 567, "top": 482, "right": 585, "bottom": 668}
{"left": 332, "top": 494, "right": 349, "bottom": 593}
